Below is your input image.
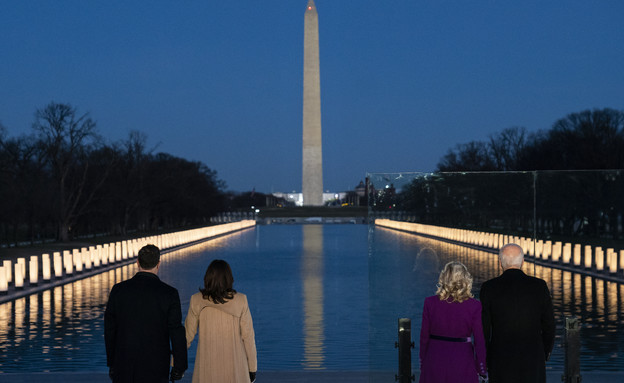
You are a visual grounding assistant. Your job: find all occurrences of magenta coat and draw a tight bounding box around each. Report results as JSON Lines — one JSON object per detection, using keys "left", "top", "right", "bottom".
{"left": 419, "top": 296, "right": 487, "bottom": 383}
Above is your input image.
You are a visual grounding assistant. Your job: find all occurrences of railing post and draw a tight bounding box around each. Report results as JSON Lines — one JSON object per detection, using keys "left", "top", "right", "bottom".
{"left": 395, "top": 318, "right": 415, "bottom": 382}
{"left": 562, "top": 316, "right": 581, "bottom": 383}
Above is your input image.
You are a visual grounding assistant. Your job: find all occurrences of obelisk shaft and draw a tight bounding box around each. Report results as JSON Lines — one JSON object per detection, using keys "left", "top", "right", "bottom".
{"left": 302, "top": 0, "right": 323, "bottom": 206}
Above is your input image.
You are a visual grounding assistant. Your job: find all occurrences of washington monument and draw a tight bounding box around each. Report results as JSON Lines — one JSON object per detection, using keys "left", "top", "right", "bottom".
{"left": 302, "top": 0, "right": 323, "bottom": 206}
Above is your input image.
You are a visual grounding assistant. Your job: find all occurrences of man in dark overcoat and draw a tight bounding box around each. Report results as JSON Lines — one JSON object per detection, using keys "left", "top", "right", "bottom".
{"left": 105, "top": 244, "right": 187, "bottom": 382}
{"left": 480, "top": 243, "right": 555, "bottom": 383}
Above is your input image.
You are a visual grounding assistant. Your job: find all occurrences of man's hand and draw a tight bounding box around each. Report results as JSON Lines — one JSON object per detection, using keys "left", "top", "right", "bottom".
{"left": 170, "top": 367, "right": 185, "bottom": 381}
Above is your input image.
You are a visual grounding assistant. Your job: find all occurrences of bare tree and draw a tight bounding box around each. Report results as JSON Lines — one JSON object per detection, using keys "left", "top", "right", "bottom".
{"left": 489, "top": 127, "right": 528, "bottom": 171}
{"left": 437, "top": 141, "right": 496, "bottom": 172}
{"left": 32, "top": 102, "right": 108, "bottom": 241}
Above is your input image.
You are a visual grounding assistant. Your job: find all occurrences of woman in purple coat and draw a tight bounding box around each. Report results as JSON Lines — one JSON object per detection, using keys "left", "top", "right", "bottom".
{"left": 419, "top": 261, "right": 487, "bottom": 383}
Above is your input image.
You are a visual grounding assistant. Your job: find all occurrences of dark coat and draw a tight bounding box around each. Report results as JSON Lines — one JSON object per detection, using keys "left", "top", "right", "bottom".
{"left": 480, "top": 269, "right": 555, "bottom": 383}
{"left": 105, "top": 272, "right": 188, "bottom": 383}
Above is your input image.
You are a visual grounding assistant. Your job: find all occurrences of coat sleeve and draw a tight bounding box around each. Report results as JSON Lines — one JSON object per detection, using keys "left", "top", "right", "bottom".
{"left": 104, "top": 285, "right": 118, "bottom": 367}
{"left": 472, "top": 301, "right": 487, "bottom": 376}
{"left": 240, "top": 295, "right": 258, "bottom": 372}
{"left": 419, "top": 299, "right": 430, "bottom": 370}
{"left": 540, "top": 280, "right": 556, "bottom": 361}
{"left": 184, "top": 294, "right": 200, "bottom": 349}
{"left": 479, "top": 283, "right": 492, "bottom": 350}
{"left": 168, "top": 289, "right": 188, "bottom": 372}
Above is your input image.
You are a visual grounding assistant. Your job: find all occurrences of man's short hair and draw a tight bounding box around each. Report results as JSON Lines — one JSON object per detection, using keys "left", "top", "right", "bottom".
{"left": 138, "top": 244, "right": 160, "bottom": 270}
{"left": 499, "top": 243, "right": 524, "bottom": 269}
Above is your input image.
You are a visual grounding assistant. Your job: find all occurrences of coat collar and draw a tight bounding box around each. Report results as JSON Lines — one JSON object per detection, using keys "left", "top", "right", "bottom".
{"left": 502, "top": 268, "right": 525, "bottom": 277}
{"left": 134, "top": 271, "right": 160, "bottom": 280}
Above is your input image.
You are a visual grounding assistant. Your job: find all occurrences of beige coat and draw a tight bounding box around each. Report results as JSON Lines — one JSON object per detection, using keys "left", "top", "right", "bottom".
{"left": 185, "top": 292, "right": 257, "bottom": 383}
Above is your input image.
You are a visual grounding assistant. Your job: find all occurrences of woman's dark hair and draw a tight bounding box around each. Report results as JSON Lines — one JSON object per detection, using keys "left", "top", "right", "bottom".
{"left": 200, "top": 259, "right": 236, "bottom": 304}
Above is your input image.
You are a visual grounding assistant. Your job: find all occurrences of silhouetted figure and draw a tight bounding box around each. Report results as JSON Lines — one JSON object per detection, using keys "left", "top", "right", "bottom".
{"left": 105, "top": 244, "right": 187, "bottom": 382}
{"left": 480, "top": 243, "right": 555, "bottom": 383}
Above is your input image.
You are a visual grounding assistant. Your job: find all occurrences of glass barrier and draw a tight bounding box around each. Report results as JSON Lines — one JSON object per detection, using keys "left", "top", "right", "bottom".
{"left": 366, "top": 170, "right": 624, "bottom": 381}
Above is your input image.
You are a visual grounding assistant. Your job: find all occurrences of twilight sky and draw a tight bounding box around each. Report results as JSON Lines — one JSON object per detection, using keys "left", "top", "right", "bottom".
{"left": 1, "top": 0, "right": 623, "bottom": 193}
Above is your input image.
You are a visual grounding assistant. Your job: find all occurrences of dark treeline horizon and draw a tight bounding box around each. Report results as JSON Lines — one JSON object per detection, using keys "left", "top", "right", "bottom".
{"left": 436, "top": 107, "right": 624, "bottom": 172}
{"left": 0, "top": 102, "right": 230, "bottom": 246}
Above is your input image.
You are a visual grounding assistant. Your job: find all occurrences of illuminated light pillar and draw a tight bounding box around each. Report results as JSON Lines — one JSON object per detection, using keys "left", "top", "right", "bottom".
{"left": 562, "top": 243, "right": 572, "bottom": 264}
{"left": 595, "top": 247, "right": 604, "bottom": 271}
{"left": 3, "top": 260, "right": 12, "bottom": 283}
{"left": 101, "top": 244, "right": 108, "bottom": 265}
{"left": 584, "top": 245, "right": 593, "bottom": 269}
{"left": 73, "top": 248, "right": 83, "bottom": 273}
{"left": 620, "top": 250, "right": 624, "bottom": 273}
{"left": 63, "top": 250, "right": 73, "bottom": 275}
{"left": 537, "top": 240, "right": 543, "bottom": 259}
{"left": 552, "top": 242, "right": 562, "bottom": 262}
{"left": 115, "top": 242, "right": 122, "bottom": 262}
{"left": 17, "top": 258, "right": 26, "bottom": 281}
{"left": 122, "top": 241, "right": 128, "bottom": 260}
{"left": 89, "top": 246, "right": 100, "bottom": 268}
{"left": 108, "top": 243, "right": 115, "bottom": 264}
{"left": 29, "top": 256, "right": 39, "bottom": 285}
{"left": 83, "top": 247, "right": 92, "bottom": 270}
{"left": 542, "top": 241, "right": 552, "bottom": 261}
{"left": 42, "top": 253, "right": 51, "bottom": 281}
{"left": 573, "top": 244, "right": 582, "bottom": 266}
{"left": 0, "top": 266, "right": 7, "bottom": 293}
{"left": 53, "top": 252, "right": 63, "bottom": 278}
{"left": 14, "top": 263, "right": 24, "bottom": 289}
{"left": 608, "top": 249, "right": 617, "bottom": 274}
{"left": 302, "top": 0, "right": 323, "bottom": 206}
{"left": 89, "top": 246, "right": 98, "bottom": 268}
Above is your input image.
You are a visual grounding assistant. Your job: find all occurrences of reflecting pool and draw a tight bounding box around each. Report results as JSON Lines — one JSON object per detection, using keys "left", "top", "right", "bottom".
{"left": 1, "top": 224, "right": 623, "bottom": 374}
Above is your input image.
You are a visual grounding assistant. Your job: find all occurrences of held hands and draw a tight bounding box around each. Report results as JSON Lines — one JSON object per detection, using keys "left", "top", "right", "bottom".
{"left": 478, "top": 373, "right": 489, "bottom": 383}
{"left": 170, "top": 367, "right": 185, "bottom": 381}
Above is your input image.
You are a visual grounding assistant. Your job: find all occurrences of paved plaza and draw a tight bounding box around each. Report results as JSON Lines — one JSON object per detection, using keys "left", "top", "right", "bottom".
{"left": 1, "top": 371, "right": 623, "bottom": 382}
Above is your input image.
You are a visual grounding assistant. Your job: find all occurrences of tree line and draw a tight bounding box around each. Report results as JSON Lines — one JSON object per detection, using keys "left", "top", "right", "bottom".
{"left": 0, "top": 102, "right": 226, "bottom": 246}
{"left": 436, "top": 108, "right": 624, "bottom": 172}
{"left": 396, "top": 108, "right": 624, "bottom": 242}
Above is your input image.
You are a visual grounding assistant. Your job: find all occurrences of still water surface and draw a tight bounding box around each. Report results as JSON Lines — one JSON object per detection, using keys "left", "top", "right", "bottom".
{"left": 1, "top": 225, "right": 622, "bottom": 373}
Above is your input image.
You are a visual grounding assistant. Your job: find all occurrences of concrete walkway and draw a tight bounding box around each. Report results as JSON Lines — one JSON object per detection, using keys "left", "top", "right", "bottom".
{"left": 1, "top": 371, "right": 622, "bottom": 382}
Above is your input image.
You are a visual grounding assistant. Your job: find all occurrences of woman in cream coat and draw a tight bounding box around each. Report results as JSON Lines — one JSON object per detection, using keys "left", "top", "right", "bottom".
{"left": 185, "top": 260, "right": 257, "bottom": 383}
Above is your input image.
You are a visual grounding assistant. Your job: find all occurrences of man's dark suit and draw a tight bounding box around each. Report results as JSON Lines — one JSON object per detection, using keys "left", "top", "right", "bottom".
{"left": 105, "top": 272, "right": 188, "bottom": 383}
{"left": 480, "top": 269, "right": 555, "bottom": 383}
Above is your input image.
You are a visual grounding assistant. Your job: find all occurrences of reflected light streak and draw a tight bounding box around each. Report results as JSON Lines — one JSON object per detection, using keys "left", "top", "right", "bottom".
{"left": 14, "top": 298, "right": 25, "bottom": 344}
{"left": 29, "top": 294, "right": 38, "bottom": 332}
{"left": 302, "top": 225, "right": 325, "bottom": 369}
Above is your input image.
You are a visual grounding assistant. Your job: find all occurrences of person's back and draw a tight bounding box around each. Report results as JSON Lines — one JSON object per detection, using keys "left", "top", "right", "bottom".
{"left": 187, "top": 292, "right": 256, "bottom": 383}
{"left": 105, "top": 244, "right": 187, "bottom": 383}
{"left": 185, "top": 259, "right": 257, "bottom": 383}
{"left": 419, "top": 261, "right": 486, "bottom": 383}
{"left": 480, "top": 244, "right": 555, "bottom": 383}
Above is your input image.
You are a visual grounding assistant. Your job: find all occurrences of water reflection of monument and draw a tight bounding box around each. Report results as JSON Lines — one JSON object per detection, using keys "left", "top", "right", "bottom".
{"left": 301, "top": 225, "right": 325, "bottom": 369}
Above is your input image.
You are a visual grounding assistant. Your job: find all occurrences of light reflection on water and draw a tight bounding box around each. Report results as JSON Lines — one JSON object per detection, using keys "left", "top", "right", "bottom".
{"left": 0, "top": 225, "right": 623, "bottom": 373}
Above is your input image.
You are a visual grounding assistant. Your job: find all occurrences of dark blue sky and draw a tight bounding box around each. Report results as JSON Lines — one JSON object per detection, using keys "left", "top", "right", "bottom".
{"left": 1, "top": 1, "right": 623, "bottom": 193}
